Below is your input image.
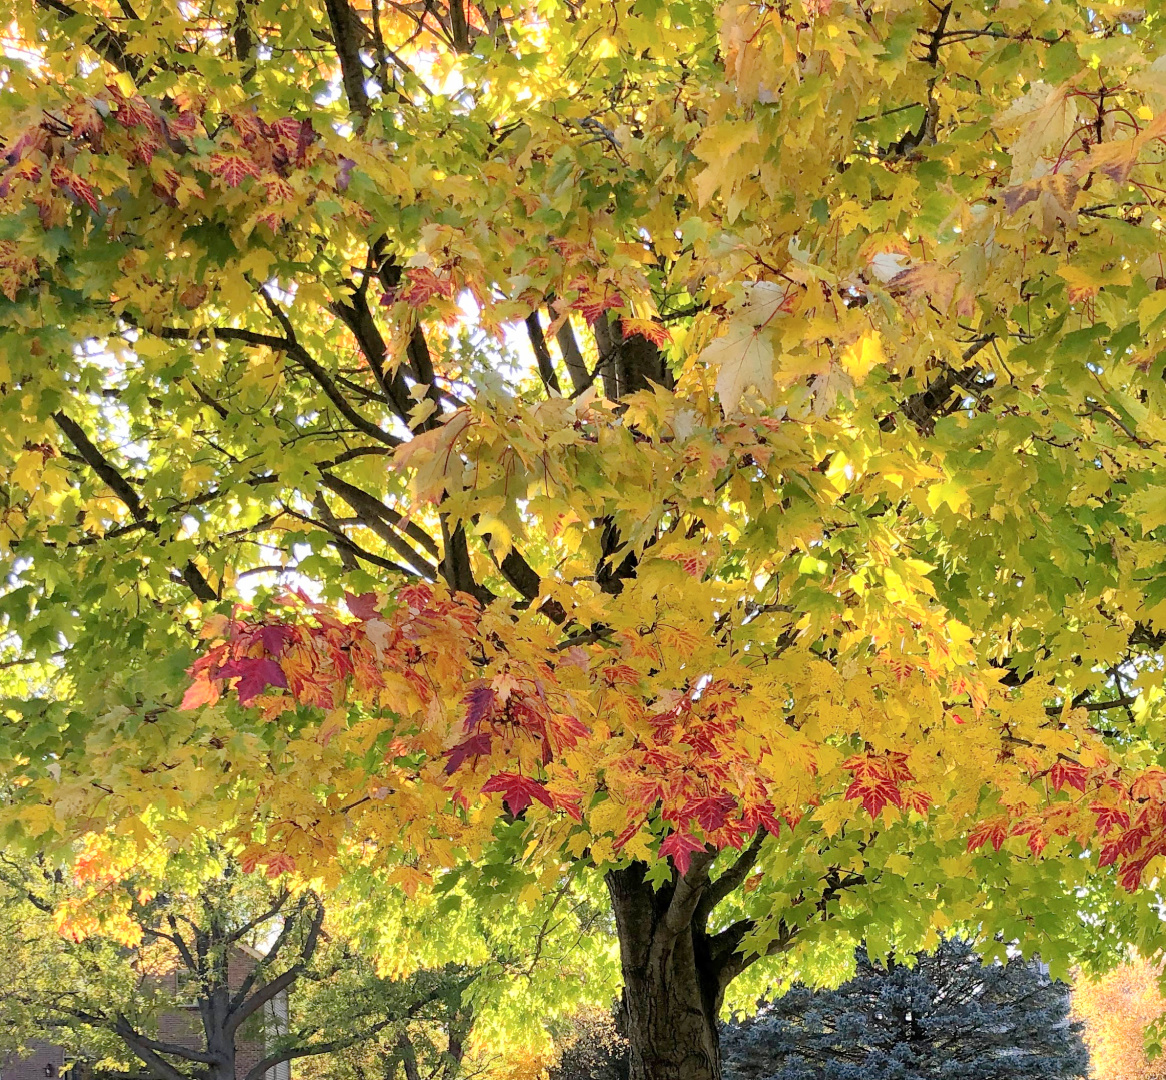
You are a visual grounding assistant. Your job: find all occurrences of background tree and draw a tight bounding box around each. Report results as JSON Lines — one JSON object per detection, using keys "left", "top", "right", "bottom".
{"left": 7, "top": 0, "right": 1166, "bottom": 1077}
{"left": 0, "top": 842, "right": 492, "bottom": 1080}
{"left": 720, "top": 938, "right": 1088, "bottom": 1080}
{"left": 1073, "top": 958, "right": 1166, "bottom": 1080}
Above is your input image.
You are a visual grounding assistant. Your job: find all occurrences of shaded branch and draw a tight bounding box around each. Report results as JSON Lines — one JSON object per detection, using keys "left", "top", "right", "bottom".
{"left": 52, "top": 412, "right": 217, "bottom": 602}
{"left": 321, "top": 0, "right": 371, "bottom": 118}
{"left": 525, "top": 312, "right": 561, "bottom": 394}
{"left": 694, "top": 827, "right": 768, "bottom": 930}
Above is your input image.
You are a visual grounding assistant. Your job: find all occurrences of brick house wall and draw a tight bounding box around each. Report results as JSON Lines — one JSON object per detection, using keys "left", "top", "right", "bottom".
{"left": 0, "top": 1039, "right": 76, "bottom": 1080}
{"left": 1, "top": 947, "right": 289, "bottom": 1080}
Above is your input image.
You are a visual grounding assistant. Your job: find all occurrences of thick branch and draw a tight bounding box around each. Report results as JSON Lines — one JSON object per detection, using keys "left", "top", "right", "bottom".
{"left": 525, "top": 313, "right": 561, "bottom": 394}
{"left": 319, "top": 473, "right": 440, "bottom": 576}
{"left": 554, "top": 318, "right": 590, "bottom": 394}
{"left": 113, "top": 1018, "right": 201, "bottom": 1080}
{"left": 694, "top": 827, "right": 768, "bottom": 930}
{"left": 653, "top": 848, "right": 717, "bottom": 961}
{"left": 322, "top": 0, "right": 371, "bottom": 117}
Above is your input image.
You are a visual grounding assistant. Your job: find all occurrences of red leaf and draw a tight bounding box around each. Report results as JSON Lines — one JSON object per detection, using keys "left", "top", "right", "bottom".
{"left": 901, "top": 788, "right": 932, "bottom": 815}
{"left": 168, "top": 111, "right": 200, "bottom": 137}
{"left": 179, "top": 676, "right": 218, "bottom": 711}
{"left": 462, "top": 685, "right": 497, "bottom": 731}
{"left": 1049, "top": 759, "right": 1088, "bottom": 793}
{"left": 1098, "top": 840, "right": 1121, "bottom": 867}
{"left": 263, "top": 853, "right": 296, "bottom": 878}
{"left": 845, "top": 775, "right": 903, "bottom": 818}
{"left": 621, "top": 318, "right": 671, "bottom": 347}
{"left": 571, "top": 289, "right": 623, "bottom": 326}
{"left": 683, "top": 794, "right": 737, "bottom": 834}
{"left": 444, "top": 731, "right": 492, "bottom": 775}
{"left": 481, "top": 772, "right": 554, "bottom": 816}
{"left": 217, "top": 657, "right": 288, "bottom": 705}
{"left": 345, "top": 591, "right": 380, "bottom": 621}
{"left": 111, "top": 91, "right": 158, "bottom": 132}
{"left": 399, "top": 267, "right": 455, "bottom": 308}
{"left": 208, "top": 152, "right": 262, "bottom": 188}
{"left": 256, "top": 624, "right": 295, "bottom": 657}
{"left": 659, "top": 831, "right": 706, "bottom": 876}
{"left": 1091, "top": 802, "right": 1131, "bottom": 835}
{"left": 49, "top": 165, "right": 99, "bottom": 212}
{"left": 967, "top": 817, "right": 1010, "bottom": 853}
{"left": 265, "top": 175, "right": 296, "bottom": 203}
{"left": 268, "top": 116, "right": 305, "bottom": 145}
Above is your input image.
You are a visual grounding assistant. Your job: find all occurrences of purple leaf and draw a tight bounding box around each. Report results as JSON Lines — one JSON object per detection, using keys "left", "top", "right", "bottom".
{"left": 345, "top": 591, "right": 380, "bottom": 621}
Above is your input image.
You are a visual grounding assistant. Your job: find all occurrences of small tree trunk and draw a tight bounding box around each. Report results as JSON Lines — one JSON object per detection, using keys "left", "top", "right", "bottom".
{"left": 606, "top": 864, "right": 722, "bottom": 1080}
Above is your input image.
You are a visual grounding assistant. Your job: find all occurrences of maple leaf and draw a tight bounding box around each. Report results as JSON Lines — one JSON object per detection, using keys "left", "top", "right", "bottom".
{"left": 444, "top": 731, "right": 492, "bottom": 774}
{"left": 167, "top": 110, "right": 200, "bottom": 138}
{"left": 256, "top": 624, "right": 295, "bottom": 656}
{"left": 179, "top": 675, "right": 219, "bottom": 711}
{"left": 345, "top": 591, "right": 380, "bottom": 620}
{"left": 49, "top": 165, "right": 99, "bottom": 212}
{"left": 462, "top": 684, "right": 497, "bottom": 730}
{"left": 570, "top": 288, "right": 623, "bottom": 326}
{"left": 399, "top": 267, "right": 455, "bottom": 308}
{"left": 844, "top": 775, "right": 904, "bottom": 819}
{"left": 109, "top": 90, "right": 158, "bottom": 132}
{"left": 265, "top": 175, "right": 296, "bottom": 203}
{"left": 703, "top": 321, "right": 776, "bottom": 413}
{"left": 658, "top": 831, "right": 707, "bottom": 876}
{"left": 263, "top": 853, "right": 296, "bottom": 878}
{"left": 889, "top": 264, "right": 960, "bottom": 313}
{"left": 179, "top": 283, "right": 208, "bottom": 310}
{"left": 67, "top": 100, "right": 105, "bottom": 145}
{"left": 268, "top": 116, "right": 306, "bottom": 145}
{"left": 1083, "top": 112, "right": 1166, "bottom": 185}
{"left": 207, "top": 152, "right": 262, "bottom": 188}
{"left": 1091, "top": 802, "right": 1130, "bottom": 834}
{"left": 621, "top": 318, "right": 671, "bottom": 347}
{"left": 1057, "top": 265, "right": 1101, "bottom": 304}
{"left": 216, "top": 657, "right": 288, "bottom": 705}
{"left": 901, "top": 788, "right": 932, "bottom": 816}
{"left": 1048, "top": 759, "right": 1089, "bottom": 794}
{"left": 997, "top": 81, "right": 1079, "bottom": 182}
{"left": 967, "top": 818, "right": 1010, "bottom": 853}
{"left": 481, "top": 772, "right": 555, "bottom": 816}
{"left": 683, "top": 794, "right": 738, "bottom": 834}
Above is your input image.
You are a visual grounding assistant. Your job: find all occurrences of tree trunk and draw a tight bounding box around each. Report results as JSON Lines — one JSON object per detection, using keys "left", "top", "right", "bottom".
{"left": 606, "top": 863, "right": 722, "bottom": 1080}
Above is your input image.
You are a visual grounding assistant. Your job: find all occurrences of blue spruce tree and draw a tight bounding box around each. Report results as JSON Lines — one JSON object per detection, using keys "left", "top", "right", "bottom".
{"left": 720, "top": 938, "right": 1089, "bottom": 1080}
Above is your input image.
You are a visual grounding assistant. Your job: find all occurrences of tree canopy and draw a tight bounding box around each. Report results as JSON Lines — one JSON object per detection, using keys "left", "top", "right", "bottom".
{"left": 7, "top": 0, "right": 1166, "bottom": 1076}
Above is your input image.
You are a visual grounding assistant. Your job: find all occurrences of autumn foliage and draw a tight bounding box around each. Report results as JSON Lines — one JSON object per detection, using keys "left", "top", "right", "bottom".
{"left": 1075, "top": 959, "right": 1166, "bottom": 1080}
{"left": 11, "top": 0, "right": 1166, "bottom": 1076}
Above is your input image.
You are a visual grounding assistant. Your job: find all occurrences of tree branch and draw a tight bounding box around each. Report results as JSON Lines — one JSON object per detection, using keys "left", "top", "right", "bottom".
{"left": 113, "top": 1017, "right": 203, "bottom": 1080}
{"left": 653, "top": 848, "right": 717, "bottom": 960}
{"left": 554, "top": 317, "right": 590, "bottom": 394}
{"left": 321, "top": 0, "right": 371, "bottom": 118}
{"left": 525, "top": 312, "right": 561, "bottom": 394}
{"left": 694, "top": 828, "right": 768, "bottom": 930}
{"left": 34, "top": 0, "right": 143, "bottom": 78}
{"left": 153, "top": 323, "right": 401, "bottom": 449}
{"left": 52, "top": 412, "right": 217, "bottom": 602}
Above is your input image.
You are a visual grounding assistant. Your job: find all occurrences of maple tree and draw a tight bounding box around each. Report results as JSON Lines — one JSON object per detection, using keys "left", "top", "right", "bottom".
{"left": 9, "top": 0, "right": 1166, "bottom": 1076}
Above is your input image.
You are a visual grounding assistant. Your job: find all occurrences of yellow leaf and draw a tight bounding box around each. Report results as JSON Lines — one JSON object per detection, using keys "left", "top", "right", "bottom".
{"left": 839, "top": 331, "right": 885, "bottom": 384}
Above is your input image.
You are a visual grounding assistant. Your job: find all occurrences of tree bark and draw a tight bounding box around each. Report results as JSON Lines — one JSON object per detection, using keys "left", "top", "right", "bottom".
{"left": 606, "top": 863, "right": 722, "bottom": 1080}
